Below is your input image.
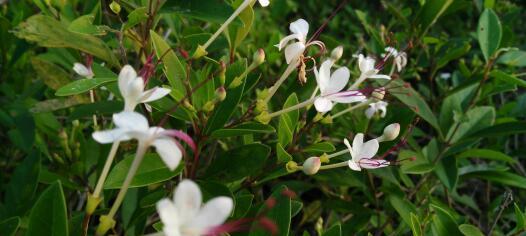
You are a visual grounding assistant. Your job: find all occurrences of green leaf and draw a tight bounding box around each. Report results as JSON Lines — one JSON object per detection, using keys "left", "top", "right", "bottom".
{"left": 456, "top": 149, "right": 516, "bottom": 163}
{"left": 233, "top": 194, "right": 254, "bottom": 218}
{"left": 104, "top": 153, "right": 183, "bottom": 189}
{"left": 249, "top": 185, "right": 292, "bottom": 236}
{"left": 461, "top": 170, "right": 526, "bottom": 189}
{"left": 303, "top": 142, "right": 336, "bottom": 154}
{"left": 458, "top": 224, "right": 484, "bottom": 236}
{"left": 511, "top": 203, "right": 526, "bottom": 233}
{"left": 150, "top": 30, "right": 187, "bottom": 100}
{"left": 278, "top": 93, "right": 299, "bottom": 147}
{"left": 5, "top": 151, "right": 40, "bottom": 216}
{"left": 490, "top": 70, "right": 526, "bottom": 88}
{"left": 15, "top": 15, "right": 119, "bottom": 66}
{"left": 123, "top": 7, "right": 148, "bottom": 30}
{"left": 0, "top": 217, "right": 20, "bottom": 236}
{"left": 233, "top": 2, "right": 254, "bottom": 50}
{"left": 276, "top": 143, "right": 293, "bottom": 164}
{"left": 430, "top": 204, "right": 461, "bottom": 236}
{"left": 477, "top": 9, "right": 502, "bottom": 62}
{"left": 204, "top": 59, "right": 247, "bottom": 134}
{"left": 497, "top": 50, "right": 526, "bottom": 67}
{"left": 416, "top": 0, "right": 454, "bottom": 36}
{"left": 163, "top": 0, "right": 235, "bottom": 24}
{"left": 468, "top": 121, "right": 526, "bottom": 138}
{"left": 324, "top": 224, "right": 341, "bottom": 236}
{"left": 410, "top": 213, "right": 422, "bottom": 236}
{"left": 436, "top": 41, "right": 471, "bottom": 70}
{"left": 27, "top": 181, "right": 69, "bottom": 236}
{"left": 55, "top": 77, "right": 116, "bottom": 96}
{"left": 67, "top": 15, "right": 107, "bottom": 35}
{"left": 434, "top": 157, "right": 458, "bottom": 190}
{"left": 447, "top": 106, "right": 495, "bottom": 143}
{"left": 31, "top": 57, "right": 73, "bottom": 91}
{"left": 388, "top": 195, "right": 417, "bottom": 225}
{"left": 204, "top": 143, "right": 270, "bottom": 182}
{"left": 210, "top": 122, "right": 275, "bottom": 138}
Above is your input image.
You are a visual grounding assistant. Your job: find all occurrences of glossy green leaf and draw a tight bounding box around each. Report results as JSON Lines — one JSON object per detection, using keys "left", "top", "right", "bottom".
{"left": 434, "top": 157, "right": 458, "bottom": 190}
{"left": 163, "top": 0, "right": 235, "bottom": 24}
{"left": 27, "top": 181, "right": 69, "bottom": 236}
{"left": 410, "top": 213, "right": 422, "bottom": 236}
{"left": 447, "top": 106, "right": 495, "bottom": 143}
{"left": 461, "top": 170, "right": 526, "bottom": 189}
{"left": 459, "top": 224, "right": 484, "bottom": 236}
{"left": 324, "top": 223, "right": 342, "bottom": 236}
{"left": 477, "top": 9, "right": 502, "bottom": 62}
{"left": 233, "top": 194, "right": 254, "bottom": 218}
{"left": 123, "top": 7, "right": 148, "bottom": 30}
{"left": 55, "top": 77, "right": 116, "bottom": 96}
{"left": 150, "top": 30, "right": 187, "bottom": 100}
{"left": 389, "top": 195, "right": 417, "bottom": 225}
{"left": 249, "top": 185, "right": 292, "bottom": 236}
{"left": 0, "top": 217, "right": 20, "bottom": 236}
{"left": 497, "top": 50, "right": 526, "bottom": 67}
{"left": 276, "top": 143, "right": 293, "bottom": 163}
{"left": 490, "top": 70, "right": 526, "bottom": 88}
{"left": 430, "top": 204, "right": 461, "bottom": 235}
{"left": 233, "top": 2, "right": 254, "bottom": 50}
{"left": 5, "top": 151, "right": 40, "bottom": 216}
{"left": 15, "top": 15, "right": 119, "bottom": 66}
{"left": 416, "top": 0, "right": 454, "bottom": 35}
{"left": 468, "top": 121, "right": 526, "bottom": 138}
{"left": 104, "top": 153, "right": 183, "bottom": 189}
{"left": 210, "top": 122, "right": 275, "bottom": 138}
{"left": 278, "top": 93, "right": 299, "bottom": 147}
{"left": 511, "top": 203, "right": 526, "bottom": 233}
{"left": 303, "top": 142, "right": 336, "bottom": 154}
{"left": 456, "top": 149, "right": 516, "bottom": 163}
{"left": 67, "top": 15, "right": 107, "bottom": 35}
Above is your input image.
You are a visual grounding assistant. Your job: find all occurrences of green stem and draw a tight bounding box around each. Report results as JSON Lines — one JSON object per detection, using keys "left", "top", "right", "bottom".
{"left": 202, "top": 0, "right": 253, "bottom": 50}
{"left": 327, "top": 149, "right": 348, "bottom": 159}
{"left": 264, "top": 61, "right": 299, "bottom": 104}
{"left": 93, "top": 141, "right": 121, "bottom": 198}
{"left": 332, "top": 99, "right": 372, "bottom": 119}
{"left": 319, "top": 161, "right": 348, "bottom": 170}
{"left": 349, "top": 74, "right": 366, "bottom": 90}
{"left": 267, "top": 97, "right": 316, "bottom": 119}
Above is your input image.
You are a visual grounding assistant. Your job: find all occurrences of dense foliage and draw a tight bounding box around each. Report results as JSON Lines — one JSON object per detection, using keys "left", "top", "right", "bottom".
{"left": 1, "top": 0, "right": 525, "bottom": 235}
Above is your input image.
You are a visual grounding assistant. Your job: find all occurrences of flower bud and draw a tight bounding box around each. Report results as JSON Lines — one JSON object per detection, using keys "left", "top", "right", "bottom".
{"left": 302, "top": 157, "right": 321, "bottom": 175}
{"left": 252, "top": 48, "right": 265, "bottom": 66}
{"left": 203, "top": 101, "right": 215, "bottom": 112}
{"left": 255, "top": 111, "right": 271, "bottom": 124}
{"left": 372, "top": 89, "right": 385, "bottom": 100}
{"left": 286, "top": 161, "right": 300, "bottom": 173}
{"left": 330, "top": 46, "right": 343, "bottom": 61}
{"left": 183, "top": 99, "right": 196, "bottom": 112}
{"left": 379, "top": 123, "right": 400, "bottom": 142}
{"left": 109, "top": 1, "right": 121, "bottom": 14}
{"left": 218, "top": 61, "right": 226, "bottom": 85}
{"left": 215, "top": 87, "right": 226, "bottom": 101}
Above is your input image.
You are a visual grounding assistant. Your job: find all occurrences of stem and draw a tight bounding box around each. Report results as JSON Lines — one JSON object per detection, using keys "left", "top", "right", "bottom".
{"left": 267, "top": 97, "right": 316, "bottom": 119}
{"left": 202, "top": 0, "right": 253, "bottom": 50}
{"left": 93, "top": 141, "right": 121, "bottom": 198}
{"left": 332, "top": 100, "right": 372, "bottom": 119}
{"left": 327, "top": 149, "right": 348, "bottom": 159}
{"left": 89, "top": 90, "right": 98, "bottom": 128}
{"left": 264, "top": 61, "right": 299, "bottom": 104}
{"left": 319, "top": 161, "right": 348, "bottom": 170}
{"left": 106, "top": 143, "right": 148, "bottom": 219}
{"left": 349, "top": 74, "right": 366, "bottom": 90}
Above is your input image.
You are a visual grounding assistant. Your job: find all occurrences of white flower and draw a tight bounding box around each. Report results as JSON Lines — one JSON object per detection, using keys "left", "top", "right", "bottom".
{"left": 276, "top": 19, "right": 310, "bottom": 64}
{"left": 357, "top": 54, "right": 391, "bottom": 80}
{"left": 314, "top": 59, "right": 366, "bottom": 113}
{"left": 92, "top": 111, "right": 188, "bottom": 170}
{"left": 118, "top": 65, "right": 171, "bottom": 111}
{"left": 156, "top": 180, "right": 233, "bottom": 236}
{"left": 384, "top": 47, "right": 407, "bottom": 72}
{"left": 344, "top": 134, "right": 388, "bottom": 171}
{"left": 365, "top": 101, "right": 388, "bottom": 119}
{"left": 258, "top": 0, "right": 269, "bottom": 7}
{"left": 73, "top": 63, "right": 94, "bottom": 78}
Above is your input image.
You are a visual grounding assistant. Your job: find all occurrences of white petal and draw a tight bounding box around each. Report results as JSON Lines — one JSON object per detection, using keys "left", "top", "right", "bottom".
{"left": 118, "top": 65, "right": 137, "bottom": 97}
{"left": 113, "top": 111, "right": 149, "bottom": 131}
{"left": 73, "top": 63, "right": 91, "bottom": 77}
{"left": 276, "top": 34, "right": 300, "bottom": 51}
{"left": 360, "top": 159, "right": 389, "bottom": 169}
{"left": 316, "top": 59, "right": 334, "bottom": 94}
{"left": 190, "top": 197, "right": 233, "bottom": 229}
{"left": 314, "top": 97, "right": 333, "bottom": 113}
{"left": 359, "top": 56, "right": 375, "bottom": 74}
{"left": 140, "top": 87, "right": 171, "bottom": 103}
{"left": 352, "top": 133, "right": 364, "bottom": 161}
{"left": 284, "top": 42, "right": 305, "bottom": 64}
{"left": 343, "top": 138, "right": 353, "bottom": 157}
{"left": 125, "top": 77, "right": 145, "bottom": 101}
{"left": 289, "top": 19, "right": 309, "bottom": 40}
{"left": 258, "top": 0, "right": 269, "bottom": 7}
{"left": 325, "top": 67, "right": 350, "bottom": 94}
{"left": 152, "top": 138, "right": 182, "bottom": 171}
{"left": 357, "top": 139, "right": 379, "bottom": 160}
{"left": 327, "top": 91, "right": 366, "bottom": 103}
{"left": 174, "top": 180, "right": 202, "bottom": 221}
{"left": 365, "top": 106, "right": 375, "bottom": 119}
{"left": 156, "top": 198, "right": 181, "bottom": 230}
{"left": 92, "top": 129, "right": 129, "bottom": 143}
{"left": 348, "top": 160, "right": 361, "bottom": 171}
{"left": 368, "top": 74, "right": 391, "bottom": 80}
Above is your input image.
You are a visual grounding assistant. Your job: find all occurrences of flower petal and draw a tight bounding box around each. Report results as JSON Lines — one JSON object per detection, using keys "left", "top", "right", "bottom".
{"left": 326, "top": 67, "right": 350, "bottom": 94}
{"left": 73, "top": 63, "right": 92, "bottom": 78}
{"left": 365, "top": 106, "right": 375, "bottom": 119}
{"left": 156, "top": 198, "right": 180, "bottom": 231}
{"left": 92, "top": 129, "right": 129, "bottom": 143}
{"left": 113, "top": 111, "right": 149, "bottom": 131}
{"left": 118, "top": 65, "right": 137, "bottom": 98}
{"left": 289, "top": 19, "right": 309, "bottom": 40}
{"left": 357, "top": 138, "right": 379, "bottom": 160}
{"left": 368, "top": 74, "right": 391, "bottom": 80}
{"left": 258, "top": 0, "right": 269, "bottom": 7}
{"left": 276, "top": 34, "right": 300, "bottom": 51}
{"left": 343, "top": 138, "right": 354, "bottom": 158}
{"left": 284, "top": 42, "right": 305, "bottom": 64}
{"left": 190, "top": 197, "right": 233, "bottom": 229}
{"left": 152, "top": 138, "right": 182, "bottom": 171}
{"left": 174, "top": 180, "right": 202, "bottom": 222}
{"left": 140, "top": 87, "right": 171, "bottom": 103}
{"left": 327, "top": 91, "right": 366, "bottom": 103}
{"left": 348, "top": 160, "right": 361, "bottom": 171}
{"left": 314, "top": 97, "right": 333, "bottom": 113}
{"left": 316, "top": 59, "right": 334, "bottom": 94}
{"left": 352, "top": 133, "right": 364, "bottom": 160}
{"left": 359, "top": 159, "right": 389, "bottom": 169}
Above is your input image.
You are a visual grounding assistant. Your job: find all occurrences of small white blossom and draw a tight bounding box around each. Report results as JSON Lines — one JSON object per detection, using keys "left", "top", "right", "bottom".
{"left": 92, "top": 111, "right": 188, "bottom": 170}
{"left": 314, "top": 59, "right": 366, "bottom": 113}
{"left": 357, "top": 54, "right": 391, "bottom": 80}
{"left": 73, "top": 63, "right": 94, "bottom": 78}
{"left": 156, "top": 180, "right": 233, "bottom": 236}
{"left": 344, "top": 134, "right": 388, "bottom": 171}
{"left": 365, "top": 101, "right": 388, "bottom": 119}
{"left": 276, "top": 19, "right": 320, "bottom": 64}
{"left": 118, "top": 65, "right": 171, "bottom": 111}
{"left": 384, "top": 47, "right": 407, "bottom": 72}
